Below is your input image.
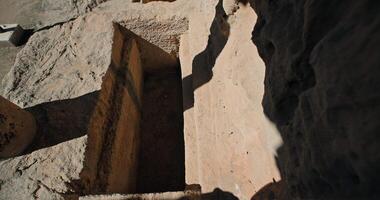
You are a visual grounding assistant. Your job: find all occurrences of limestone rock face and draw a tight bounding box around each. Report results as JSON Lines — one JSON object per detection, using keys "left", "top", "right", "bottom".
{"left": 0, "top": 0, "right": 110, "bottom": 30}
{"left": 0, "top": 136, "right": 87, "bottom": 200}
{"left": 0, "top": 0, "right": 188, "bottom": 108}
{"left": 0, "top": 17, "right": 113, "bottom": 108}
{"left": 181, "top": 0, "right": 282, "bottom": 199}
{"left": 252, "top": 0, "right": 380, "bottom": 198}
{"left": 0, "top": 1, "right": 189, "bottom": 198}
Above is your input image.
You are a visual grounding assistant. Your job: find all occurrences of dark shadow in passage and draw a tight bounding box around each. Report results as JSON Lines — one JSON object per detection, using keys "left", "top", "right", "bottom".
{"left": 182, "top": 0, "right": 230, "bottom": 111}
{"left": 23, "top": 91, "right": 99, "bottom": 155}
{"left": 137, "top": 68, "right": 185, "bottom": 193}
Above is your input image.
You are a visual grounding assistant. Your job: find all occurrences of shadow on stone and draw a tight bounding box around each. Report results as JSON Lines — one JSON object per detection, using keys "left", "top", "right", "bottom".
{"left": 23, "top": 91, "right": 99, "bottom": 155}
{"left": 182, "top": 0, "right": 230, "bottom": 111}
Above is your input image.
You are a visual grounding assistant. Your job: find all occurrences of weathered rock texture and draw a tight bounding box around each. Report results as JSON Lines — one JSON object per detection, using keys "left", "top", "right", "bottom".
{"left": 0, "top": 47, "right": 22, "bottom": 82}
{"left": 0, "top": 0, "right": 110, "bottom": 30}
{"left": 0, "top": 0, "right": 113, "bottom": 86}
{"left": 0, "top": 136, "right": 87, "bottom": 200}
{"left": 252, "top": 0, "right": 380, "bottom": 199}
{"left": 0, "top": 0, "right": 297, "bottom": 199}
{"left": 0, "top": 1, "right": 188, "bottom": 197}
{"left": 0, "top": 0, "right": 188, "bottom": 108}
{"left": 0, "top": 96, "right": 36, "bottom": 158}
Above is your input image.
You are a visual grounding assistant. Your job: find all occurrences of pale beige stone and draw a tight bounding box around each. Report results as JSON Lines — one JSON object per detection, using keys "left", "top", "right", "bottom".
{"left": 0, "top": 135, "right": 87, "bottom": 200}
{"left": 0, "top": 0, "right": 284, "bottom": 199}
{"left": 0, "top": 0, "right": 111, "bottom": 30}
{"left": 0, "top": 1, "right": 188, "bottom": 197}
{"left": 0, "top": 0, "right": 189, "bottom": 107}
{"left": 180, "top": 1, "right": 282, "bottom": 199}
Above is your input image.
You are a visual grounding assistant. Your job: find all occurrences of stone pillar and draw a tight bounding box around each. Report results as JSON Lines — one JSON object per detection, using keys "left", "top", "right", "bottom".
{"left": 0, "top": 95, "right": 36, "bottom": 158}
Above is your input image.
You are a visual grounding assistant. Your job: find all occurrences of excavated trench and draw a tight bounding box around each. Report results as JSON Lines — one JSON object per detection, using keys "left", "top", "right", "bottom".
{"left": 0, "top": 22, "right": 187, "bottom": 197}
{"left": 119, "top": 24, "right": 187, "bottom": 194}
{"left": 79, "top": 24, "right": 187, "bottom": 195}
{"left": 137, "top": 68, "right": 185, "bottom": 193}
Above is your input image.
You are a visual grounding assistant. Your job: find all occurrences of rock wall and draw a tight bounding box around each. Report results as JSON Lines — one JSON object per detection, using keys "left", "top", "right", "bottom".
{"left": 252, "top": 0, "right": 380, "bottom": 199}
{"left": 80, "top": 24, "right": 143, "bottom": 194}
{"left": 180, "top": 0, "right": 282, "bottom": 199}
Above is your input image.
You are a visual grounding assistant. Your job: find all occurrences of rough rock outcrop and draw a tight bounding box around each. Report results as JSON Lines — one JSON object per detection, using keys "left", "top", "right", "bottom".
{"left": 0, "top": 1, "right": 188, "bottom": 198}
{"left": 0, "top": 136, "right": 87, "bottom": 200}
{"left": 0, "top": 0, "right": 110, "bottom": 30}
{"left": 252, "top": 0, "right": 380, "bottom": 199}
{"left": 0, "top": 0, "right": 188, "bottom": 108}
